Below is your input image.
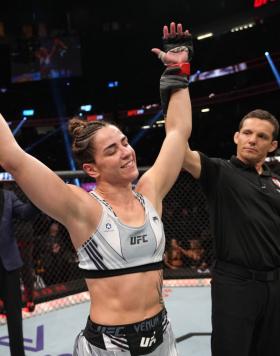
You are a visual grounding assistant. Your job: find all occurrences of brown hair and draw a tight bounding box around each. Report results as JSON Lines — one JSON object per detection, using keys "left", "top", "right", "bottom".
{"left": 239, "top": 109, "right": 279, "bottom": 140}
{"left": 68, "top": 117, "right": 110, "bottom": 167}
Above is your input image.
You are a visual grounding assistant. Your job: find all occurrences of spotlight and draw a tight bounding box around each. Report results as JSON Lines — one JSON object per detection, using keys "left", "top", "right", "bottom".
{"left": 22, "top": 109, "right": 34, "bottom": 117}
{"left": 80, "top": 105, "right": 92, "bottom": 112}
{"left": 108, "top": 81, "right": 119, "bottom": 88}
{"left": 197, "top": 33, "right": 213, "bottom": 40}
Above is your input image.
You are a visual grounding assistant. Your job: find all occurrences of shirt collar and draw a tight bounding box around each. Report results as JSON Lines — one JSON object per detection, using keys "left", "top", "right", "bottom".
{"left": 230, "top": 155, "right": 272, "bottom": 176}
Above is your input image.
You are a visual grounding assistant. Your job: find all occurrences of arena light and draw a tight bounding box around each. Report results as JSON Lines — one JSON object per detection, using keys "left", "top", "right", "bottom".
{"left": 131, "top": 110, "right": 162, "bottom": 147}
{"left": 197, "top": 33, "right": 213, "bottom": 40}
{"left": 201, "top": 108, "right": 210, "bottom": 113}
{"left": 254, "top": 0, "right": 268, "bottom": 8}
{"left": 108, "top": 81, "right": 119, "bottom": 88}
{"left": 231, "top": 22, "right": 255, "bottom": 32}
{"left": 189, "top": 61, "right": 247, "bottom": 82}
{"left": 13, "top": 116, "right": 28, "bottom": 136}
{"left": 127, "top": 109, "right": 145, "bottom": 117}
{"left": 80, "top": 104, "right": 92, "bottom": 112}
{"left": 264, "top": 51, "right": 280, "bottom": 87}
{"left": 22, "top": 109, "right": 34, "bottom": 116}
{"left": 87, "top": 114, "right": 104, "bottom": 121}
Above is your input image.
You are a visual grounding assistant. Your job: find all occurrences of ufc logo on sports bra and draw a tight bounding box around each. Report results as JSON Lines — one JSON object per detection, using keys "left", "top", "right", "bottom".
{"left": 130, "top": 234, "right": 148, "bottom": 245}
{"left": 140, "top": 332, "right": 157, "bottom": 348}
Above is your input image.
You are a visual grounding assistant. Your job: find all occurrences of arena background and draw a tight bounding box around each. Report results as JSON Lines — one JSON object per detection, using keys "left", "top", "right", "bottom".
{"left": 0, "top": 0, "right": 279, "bottom": 321}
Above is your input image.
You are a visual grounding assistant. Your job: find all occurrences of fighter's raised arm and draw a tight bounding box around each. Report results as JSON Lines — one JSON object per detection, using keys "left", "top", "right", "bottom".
{"left": 0, "top": 114, "right": 88, "bottom": 226}
{"left": 153, "top": 22, "right": 201, "bottom": 179}
{"left": 137, "top": 22, "right": 193, "bottom": 211}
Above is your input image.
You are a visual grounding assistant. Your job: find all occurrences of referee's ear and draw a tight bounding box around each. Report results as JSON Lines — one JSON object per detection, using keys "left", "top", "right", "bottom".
{"left": 269, "top": 140, "right": 278, "bottom": 153}
{"left": 233, "top": 132, "right": 239, "bottom": 145}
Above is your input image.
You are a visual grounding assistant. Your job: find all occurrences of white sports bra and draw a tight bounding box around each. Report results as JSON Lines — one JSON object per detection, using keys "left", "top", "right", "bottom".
{"left": 77, "top": 191, "right": 165, "bottom": 278}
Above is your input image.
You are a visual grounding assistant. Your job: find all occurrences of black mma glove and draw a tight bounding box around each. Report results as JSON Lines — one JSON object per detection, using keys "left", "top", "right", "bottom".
{"left": 162, "top": 31, "right": 193, "bottom": 61}
{"left": 160, "top": 30, "right": 193, "bottom": 116}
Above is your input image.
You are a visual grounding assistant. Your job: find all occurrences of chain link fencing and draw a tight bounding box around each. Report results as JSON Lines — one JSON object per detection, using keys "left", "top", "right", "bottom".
{"left": 0, "top": 169, "right": 212, "bottom": 318}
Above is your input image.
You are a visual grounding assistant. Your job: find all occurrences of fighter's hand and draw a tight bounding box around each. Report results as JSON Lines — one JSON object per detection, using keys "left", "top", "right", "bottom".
{"left": 151, "top": 22, "right": 193, "bottom": 65}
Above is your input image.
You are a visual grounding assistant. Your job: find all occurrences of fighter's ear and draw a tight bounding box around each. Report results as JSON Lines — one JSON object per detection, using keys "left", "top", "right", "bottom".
{"left": 83, "top": 163, "right": 100, "bottom": 179}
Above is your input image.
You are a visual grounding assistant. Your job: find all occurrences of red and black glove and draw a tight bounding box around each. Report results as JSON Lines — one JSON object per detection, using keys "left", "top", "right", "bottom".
{"left": 162, "top": 26, "right": 193, "bottom": 62}
{"left": 152, "top": 22, "right": 193, "bottom": 116}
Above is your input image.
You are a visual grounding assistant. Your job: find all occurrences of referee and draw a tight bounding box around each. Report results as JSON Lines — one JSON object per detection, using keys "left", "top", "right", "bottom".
{"left": 182, "top": 109, "right": 280, "bottom": 356}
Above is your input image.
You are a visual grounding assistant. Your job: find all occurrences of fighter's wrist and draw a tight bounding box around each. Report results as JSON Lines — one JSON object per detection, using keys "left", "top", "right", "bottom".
{"left": 166, "top": 62, "right": 190, "bottom": 76}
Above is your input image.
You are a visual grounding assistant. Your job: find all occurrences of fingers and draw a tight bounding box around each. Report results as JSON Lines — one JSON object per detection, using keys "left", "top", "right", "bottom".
{"left": 151, "top": 48, "right": 166, "bottom": 62}
{"left": 163, "top": 25, "right": 169, "bottom": 39}
{"left": 163, "top": 22, "right": 176, "bottom": 39}
{"left": 177, "top": 23, "right": 183, "bottom": 36}
{"left": 163, "top": 22, "right": 190, "bottom": 39}
{"left": 151, "top": 48, "right": 161, "bottom": 56}
{"left": 170, "top": 22, "right": 176, "bottom": 37}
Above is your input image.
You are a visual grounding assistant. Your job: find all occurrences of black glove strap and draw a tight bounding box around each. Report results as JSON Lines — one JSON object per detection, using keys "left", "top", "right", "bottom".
{"left": 160, "top": 63, "right": 190, "bottom": 117}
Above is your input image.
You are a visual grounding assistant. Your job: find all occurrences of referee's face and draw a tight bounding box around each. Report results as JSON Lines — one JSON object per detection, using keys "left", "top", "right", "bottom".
{"left": 234, "top": 118, "right": 278, "bottom": 166}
